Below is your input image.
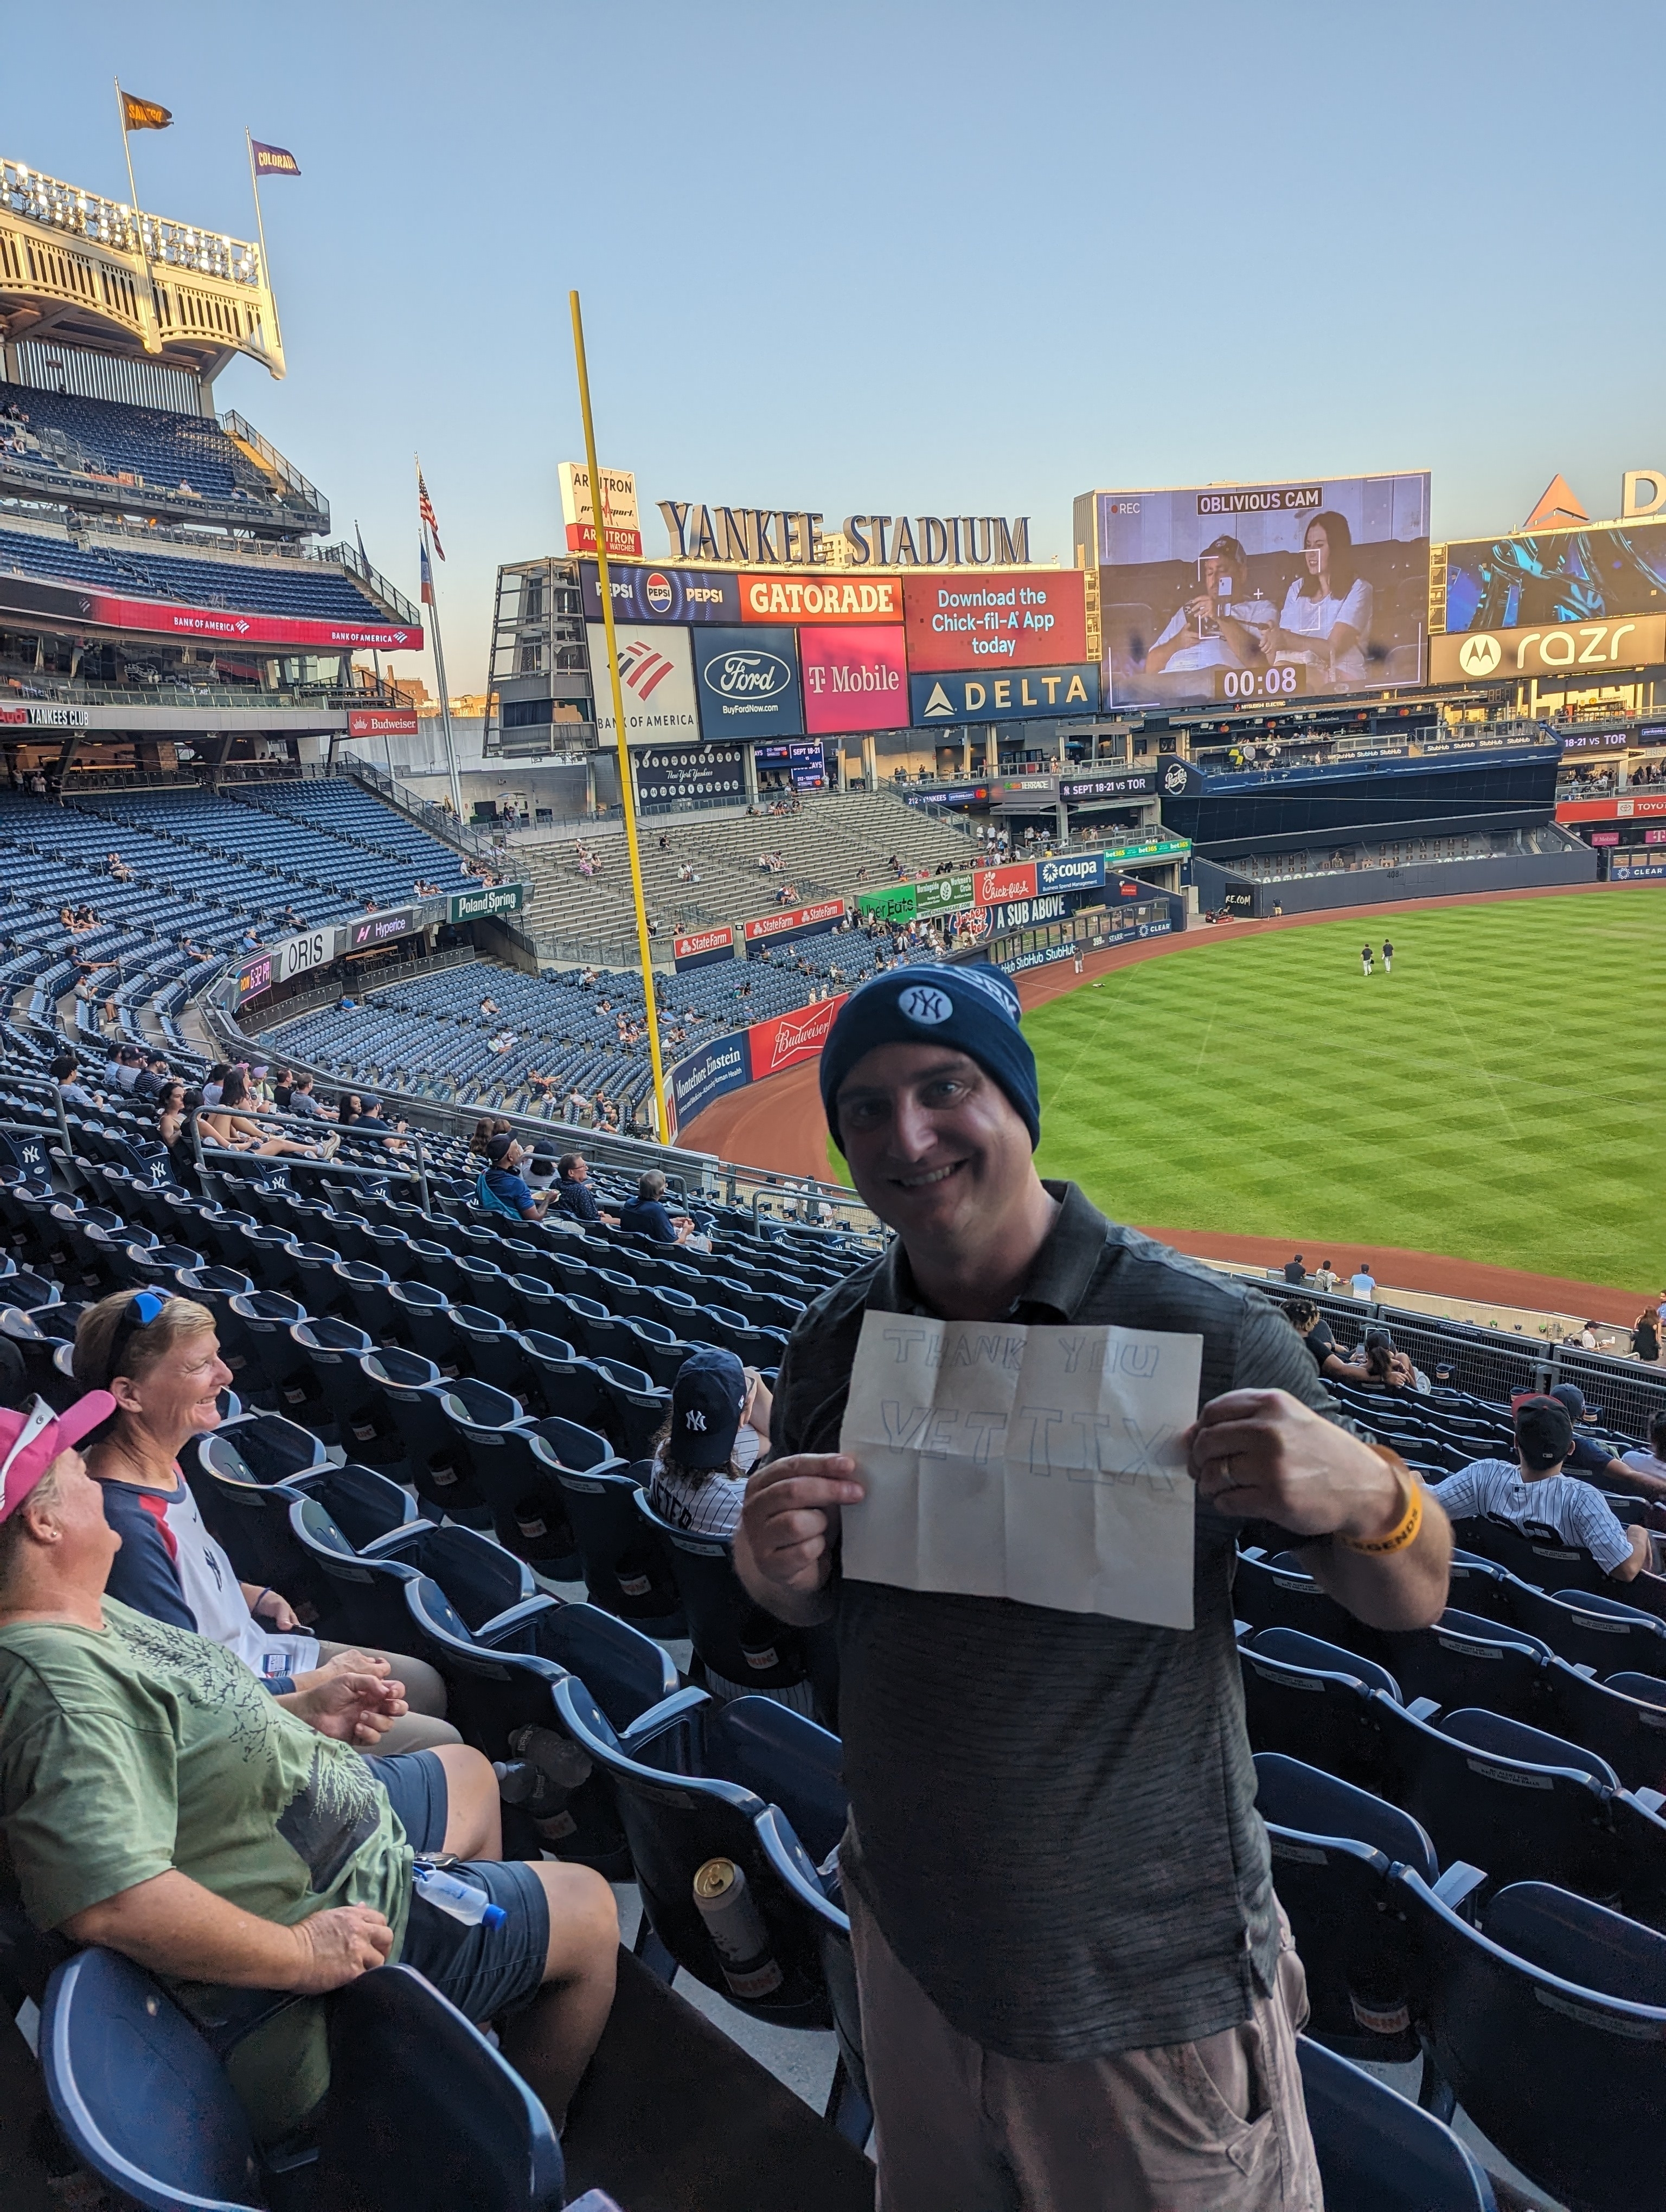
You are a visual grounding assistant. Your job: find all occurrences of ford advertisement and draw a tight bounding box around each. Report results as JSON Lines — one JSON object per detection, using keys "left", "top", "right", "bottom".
{"left": 693, "top": 626, "right": 804, "bottom": 740}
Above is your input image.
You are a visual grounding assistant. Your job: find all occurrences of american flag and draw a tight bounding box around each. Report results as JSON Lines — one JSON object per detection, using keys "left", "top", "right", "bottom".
{"left": 417, "top": 468, "right": 444, "bottom": 560}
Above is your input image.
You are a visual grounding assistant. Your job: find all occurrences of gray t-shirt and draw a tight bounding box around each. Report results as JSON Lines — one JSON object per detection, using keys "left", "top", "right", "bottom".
{"left": 770, "top": 1181, "right": 1338, "bottom": 2061}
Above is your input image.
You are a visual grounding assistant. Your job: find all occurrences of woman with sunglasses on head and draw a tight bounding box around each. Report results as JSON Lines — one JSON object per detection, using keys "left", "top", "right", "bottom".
{"left": 69, "top": 1293, "right": 480, "bottom": 1782}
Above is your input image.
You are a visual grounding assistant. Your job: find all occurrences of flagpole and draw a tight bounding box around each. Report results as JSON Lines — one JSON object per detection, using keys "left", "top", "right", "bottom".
{"left": 569, "top": 290, "right": 669, "bottom": 1143}
{"left": 244, "top": 130, "right": 285, "bottom": 361}
{"left": 416, "top": 459, "right": 464, "bottom": 822}
{"left": 113, "top": 79, "right": 160, "bottom": 350}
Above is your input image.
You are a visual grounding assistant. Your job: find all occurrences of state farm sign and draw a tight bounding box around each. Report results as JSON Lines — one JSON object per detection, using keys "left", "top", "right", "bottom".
{"left": 740, "top": 898, "right": 845, "bottom": 943}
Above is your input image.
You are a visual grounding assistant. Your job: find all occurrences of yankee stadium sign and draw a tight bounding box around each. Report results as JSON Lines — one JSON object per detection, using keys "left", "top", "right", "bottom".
{"left": 659, "top": 503, "right": 1032, "bottom": 568}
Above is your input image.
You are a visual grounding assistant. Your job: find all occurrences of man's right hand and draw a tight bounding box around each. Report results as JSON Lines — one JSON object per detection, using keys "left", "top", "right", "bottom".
{"left": 285, "top": 1906, "right": 394, "bottom": 1993}
{"left": 736, "top": 1452, "right": 864, "bottom": 1616}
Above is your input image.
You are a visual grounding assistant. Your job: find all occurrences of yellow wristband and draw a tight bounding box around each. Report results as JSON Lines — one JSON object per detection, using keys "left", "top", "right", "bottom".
{"left": 1338, "top": 1455, "right": 1423, "bottom": 1556}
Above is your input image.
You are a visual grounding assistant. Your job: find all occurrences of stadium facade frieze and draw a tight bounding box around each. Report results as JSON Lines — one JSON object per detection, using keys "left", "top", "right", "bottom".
{"left": 657, "top": 503, "right": 1032, "bottom": 567}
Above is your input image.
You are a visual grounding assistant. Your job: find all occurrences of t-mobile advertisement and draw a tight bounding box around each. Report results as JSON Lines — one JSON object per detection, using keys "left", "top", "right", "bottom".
{"left": 797, "top": 627, "right": 909, "bottom": 736}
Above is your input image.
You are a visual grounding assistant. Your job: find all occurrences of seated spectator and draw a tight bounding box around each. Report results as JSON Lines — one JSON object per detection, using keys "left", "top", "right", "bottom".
{"left": 131, "top": 1051, "right": 169, "bottom": 1103}
{"left": 200, "top": 1063, "right": 229, "bottom": 1108}
{"left": 479, "top": 1133, "right": 550, "bottom": 1218}
{"left": 50, "top": 1052, "right": 103, "bottom": 1113}
{"left": 1429, "top": 1398, "right": 1654, "bottom": 1581}
{"left": 522, "top": 1150, "right": 559, "bottom": 1193}
{"left": 351, "top": 1098, "right": 406, "bottom": 1152}
{"left": 1622, "top": 1411, "right": 1666, "bottom": 1486}
{"left": 1283, "top": 1299, "right": 1359, "bottom": 1385}
{"left": 620, "top": 1169, "right": 702, "bottom": 1248}
{"left": 554, "top": 1152, "right": 619, "bottom": 1228}
{"left": 480, "top": 994, "right": 501, "bottom": 1018}
{"left": 285, "top": 1073, "right": 323, "bottom": 1119}
{"left": 646, "top": 1348, "right": 773, "bottom": 1539}
{"left": 203, "top": 1069, "right": 338, "bottom": 1160}
{"left": 1546, "top": 1382, "right": 1665, "bottom": 1500}
{"left": 1634, "top": 1309, "right": 1661, "bottom": 1365}
{"left": 1349, "top": 1326, "right": 1430, "bottom": 1395}
{"left": 73, "top": 1292, "right": 456, "bottom": 1756}
{"left": 272, "top": 1068, "right": 295, "bottom": 1112}
{"left": 0, "top": 1393, "right": 618, "bottom": 2146}
{"left": 469, "top": 1115, "right": 511, "bottom": 1159}
{"left": 155, "top": 1081, "right": 196, "bottom": 1172}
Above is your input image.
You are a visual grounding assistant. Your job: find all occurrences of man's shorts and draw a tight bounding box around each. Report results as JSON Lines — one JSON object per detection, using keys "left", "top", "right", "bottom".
{"left": 363, "top": 1749, "right": 448, "bottom": 1853}
{"left": 399, "top": 1859, "right": 552, "bottom": 2024}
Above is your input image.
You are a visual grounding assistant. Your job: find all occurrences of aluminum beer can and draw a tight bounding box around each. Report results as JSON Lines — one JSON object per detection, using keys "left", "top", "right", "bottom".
{"left": 692, "top": 1856, "right": 784, "bottom": 1998}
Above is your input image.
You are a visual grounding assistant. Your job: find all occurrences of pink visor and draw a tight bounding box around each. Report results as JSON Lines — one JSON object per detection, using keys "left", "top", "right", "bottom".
{"left": 0, "top": 1391, "right": 116, "bottom": 1521}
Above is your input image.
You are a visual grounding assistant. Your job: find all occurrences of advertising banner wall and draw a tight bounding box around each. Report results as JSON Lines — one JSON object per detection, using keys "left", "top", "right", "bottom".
{"left": 913, "top": 872, "right": 975, "bottom": 916}
{"left": 746, "top": 994, "right": 847, "bottom": 1080}
{"left": 1611, "top": 858, "right": 1666, "bottom": 880}
{"left": 799, "top": 625, "right": 909, "bottom": 735}
{"left": 347, "top": 708, "right": 421, "bottom": 739}
{"left": 235, "top": 924, "right": 341, "bottom": 1004}
{"left": 1062, "top": 768, "right": 1158, "bottom": 802}
{"left": 1037, "top": 851, "right": 1106, "bottom": 894}
{"left": 740, "top": 574, "right": 902, "bottom": 623}
{"left": 911, "top": 664, "right": 1099, "bottom": 725}
{"left": 1082, "top": 472, "right": 1430, "bottom": 707}
{"left": 693, "top": 627, "right": 804, "bottom": 740}
{"left": 1430, "top": 614, "right": 1666, "bottom": 685}
{"left": 856, "top": 883, "right": 919, "bottom": 923}
{"left": 754, "top": 740, "right": 828, "bottom": 787}
{"left": 586, "top": 624, "right": 701, "bottom": 743}
{"left": 741, "top": 898, "right": 845, "bottom": 953}
{"left": 903, "top": 570, "right": 1086, "bottom": 670}
{"left": 346, "top": 907, "right": 421, "bottom": 951}
{"left": 635, "top": 743, "right": 746, "bottom": 809}
{"left": 580, "top": 562, "right": 740, "bottom": 625}
{"left": 1556, "top": 793, "right": 1666, "bottom": 823}
{"left": 973, "top": 861, "right": 1039, "bottom": 904}
{"left": 672, "top": 925, "right": 738, "bottom": 970}
{"left": 0, "top": 569, "right": 424, "bottom": 653}
{"left": 1441, "top": 517, "right": 1666, "bottom": 636}
{"left": 450, "top": 882, "right": 527, "bottom": 922}
{"left": 669, "top": 1030, "right": 753, "bottom": 1126}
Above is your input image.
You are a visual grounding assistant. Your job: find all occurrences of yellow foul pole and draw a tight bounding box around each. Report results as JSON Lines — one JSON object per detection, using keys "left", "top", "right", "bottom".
{"left": 568, "top": 291, "right": 669, "bottom": 1142}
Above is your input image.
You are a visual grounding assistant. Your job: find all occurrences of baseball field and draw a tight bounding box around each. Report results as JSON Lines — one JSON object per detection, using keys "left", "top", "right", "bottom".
{"left": 1016, "top": 888, "right": 1662, "bottom": 1290}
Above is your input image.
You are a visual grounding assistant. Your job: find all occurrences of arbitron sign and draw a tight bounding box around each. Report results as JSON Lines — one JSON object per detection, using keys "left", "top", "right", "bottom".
{"left": 1432, "top": 615, "right": 1666, "bottom": 684}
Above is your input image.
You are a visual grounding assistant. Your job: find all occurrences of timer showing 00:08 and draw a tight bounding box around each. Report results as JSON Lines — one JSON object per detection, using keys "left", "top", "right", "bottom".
{"left": 1216, "top": 664, "right": 1308, "bottom": 700}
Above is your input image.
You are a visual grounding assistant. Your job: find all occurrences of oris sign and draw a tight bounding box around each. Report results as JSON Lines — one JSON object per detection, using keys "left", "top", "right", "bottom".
{"left": 1431, "top": 615, "right": 1666, "bottom": 684}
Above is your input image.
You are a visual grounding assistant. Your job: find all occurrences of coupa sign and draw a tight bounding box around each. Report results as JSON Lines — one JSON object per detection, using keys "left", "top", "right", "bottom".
{"left": 1431, "top": 615, "right": 1666, "bottom": 684}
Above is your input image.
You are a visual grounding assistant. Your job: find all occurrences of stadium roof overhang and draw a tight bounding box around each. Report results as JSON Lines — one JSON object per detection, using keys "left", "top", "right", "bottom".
{"left": 0, "top": 158, "right": 283, "bottom": 384}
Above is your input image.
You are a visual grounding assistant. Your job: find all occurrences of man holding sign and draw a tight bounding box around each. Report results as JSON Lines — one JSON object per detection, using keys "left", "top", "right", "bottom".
{"left": 736, "top": 965, "right": 1450, "bottom": 2211}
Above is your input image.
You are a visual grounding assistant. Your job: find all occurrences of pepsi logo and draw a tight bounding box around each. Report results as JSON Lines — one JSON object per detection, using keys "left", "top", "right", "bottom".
{"left": 645, "top": 571, "right": 674, "bottom": 615}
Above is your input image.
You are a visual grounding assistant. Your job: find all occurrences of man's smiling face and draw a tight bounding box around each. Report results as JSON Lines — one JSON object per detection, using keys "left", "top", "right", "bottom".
{"left": 834, "top": 1043, "right": 1033, "bottom": 1243}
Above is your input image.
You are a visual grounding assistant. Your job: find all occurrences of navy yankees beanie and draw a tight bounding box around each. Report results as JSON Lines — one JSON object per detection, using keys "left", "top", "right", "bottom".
{"left": 818, "top": 964, "right": 1040, "bottom": 1153}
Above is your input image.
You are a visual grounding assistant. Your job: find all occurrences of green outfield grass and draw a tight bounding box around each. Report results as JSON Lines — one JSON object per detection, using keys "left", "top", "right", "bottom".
{"left": 1018, "top": 889, "right": 1664, "bottom": 1290}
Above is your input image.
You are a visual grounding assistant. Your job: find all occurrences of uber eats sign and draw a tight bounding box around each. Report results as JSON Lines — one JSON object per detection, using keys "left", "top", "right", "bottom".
{"left": 450, "top": 883, "right": 527, "bottom": 923}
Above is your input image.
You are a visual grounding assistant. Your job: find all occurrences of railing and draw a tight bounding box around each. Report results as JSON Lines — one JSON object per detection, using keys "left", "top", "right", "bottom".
{"left": 322, "top": 539, "right": 419, "bottom": 627}
{"left": 219, "top": 411, "right": 327, "bottom": 519}
{"left": 0, "top": 523, "right": 413, "bottom": 622}
{"left": 188, "top": 1102, "right": 432, "bottom": 1216}
{"left": 339, "top": 751, "right": 498, "bottom": 860}
{"left": 0, "top": 445, "right": 306, "bottom": 531}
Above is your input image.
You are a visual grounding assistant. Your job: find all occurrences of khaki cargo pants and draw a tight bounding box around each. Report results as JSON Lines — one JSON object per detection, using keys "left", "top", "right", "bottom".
{"left": 848, "top": 1894, "right": 1323, "bottom": 2211}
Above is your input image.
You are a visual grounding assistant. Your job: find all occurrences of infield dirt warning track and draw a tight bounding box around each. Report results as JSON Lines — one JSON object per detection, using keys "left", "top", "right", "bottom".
{"left": 678, "top": 883, "right": 1660, "bottom": 1323}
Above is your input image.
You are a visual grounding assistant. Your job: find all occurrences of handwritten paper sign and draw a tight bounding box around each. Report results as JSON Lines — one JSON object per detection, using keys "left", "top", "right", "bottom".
{"left": 838, "top": 1311, "right": 1203, "bottom": 1629}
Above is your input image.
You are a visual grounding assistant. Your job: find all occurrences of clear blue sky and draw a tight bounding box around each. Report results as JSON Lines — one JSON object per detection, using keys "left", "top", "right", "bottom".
{"left": 6, "top": 0, "right": 1663, "bottom": 691}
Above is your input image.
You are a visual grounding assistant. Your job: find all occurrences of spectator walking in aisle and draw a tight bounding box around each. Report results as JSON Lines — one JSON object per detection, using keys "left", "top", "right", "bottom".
{"left": 1360, "top": 942, "right": 1373, "bottom": 976}
{"left": 739, "top": 963, "right": 1450, "bottom": 2210}
{"left": 554, "top": 1152, "right": 618, "bottom": 1228}
{"left": 1349, "top": 1260, "right": 1376, "bottom": 1298}
{"left": 1430, "top": 1398, "right": 1654, "bottom": 1581}
{"left": 1381, "top": 938, "right": 1394, "bottom": 973}
{"left": 0, "top": 1391, "right": 618, "bottom": 2147}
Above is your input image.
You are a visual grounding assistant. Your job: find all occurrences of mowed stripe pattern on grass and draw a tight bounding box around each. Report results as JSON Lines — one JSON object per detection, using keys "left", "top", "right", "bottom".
{"left": 1028, "top": 888, "right": 1665, "bottom": 1288}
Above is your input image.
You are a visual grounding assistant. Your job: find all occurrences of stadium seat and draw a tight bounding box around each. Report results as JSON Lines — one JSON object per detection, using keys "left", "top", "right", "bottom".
{"left": 557, "top": 1459, "right": 686, "bottom": 1631}
{"left": 1254, "top": 1751, "right": 1442, "bottom": 2065}
{"left": 632, "top": 1489, "right": 828, "bottom": 1716}
{"left": 437, "top": 1391, "right": 594, "bottom": 1571}
{"left": 1296, "top": 2037, "right": 1498, "bottom": 2212}
{"left": 592, "top": 1360, "right": 672, "bottom": 1461}
{"left": 1395, "top": 1866, "right": 1666, "bottom": 2210}
{"left": 358, "top": 1347, "right": 492, "bottom": 1520}
{"left": 1232, "top": 1547, "right": 1388, "bottom": 1661}
{"left": 1510, "top": 1582, "right": 1666, "bottom": 1674}
{"left": 1239, "top": 1632, "right": 1411, "bottom": 1793}
{"left": 554, "top": 1677, "right": 872, "bottom": 2144}
{"left": 1383, "top": 1610, "right": 1550, "bottom": 1720}
{"left": 1540, "top": 1658, "right": 1666, "bottom": 1796}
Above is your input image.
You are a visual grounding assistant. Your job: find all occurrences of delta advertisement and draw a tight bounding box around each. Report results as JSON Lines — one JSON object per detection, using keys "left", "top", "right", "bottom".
{"left": 911, "top": 665, "right": 1099, "bottom": 726}
{"left": 1080, "top": 472, "right": 1431, "bottom": 708}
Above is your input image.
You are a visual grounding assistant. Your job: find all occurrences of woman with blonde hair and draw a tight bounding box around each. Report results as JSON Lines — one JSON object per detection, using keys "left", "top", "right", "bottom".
{"left": 69, "top": 1290, "right": 505, "bottom": 1854}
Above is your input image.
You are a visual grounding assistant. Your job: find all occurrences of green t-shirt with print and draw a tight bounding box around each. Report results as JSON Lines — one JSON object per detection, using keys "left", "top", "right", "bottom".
{"left": 0, "top": 1597, "right": 412, "bottom": 2142}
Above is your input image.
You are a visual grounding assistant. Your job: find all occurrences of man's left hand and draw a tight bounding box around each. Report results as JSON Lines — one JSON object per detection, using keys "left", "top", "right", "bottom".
{"left": 1186, "top": 1388, "right": 1402, "bottom": 1541}
{"left": 289, "top": 1670, "right": 409, "bottom": 1746}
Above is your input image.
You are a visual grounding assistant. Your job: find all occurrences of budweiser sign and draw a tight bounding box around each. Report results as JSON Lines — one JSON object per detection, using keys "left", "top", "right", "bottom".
{"left": 747, "top": 994, "right": 847, "bottom": 1080}
{"left": 740, "top": 898, "right": 846, "bottom": 942}
{"left": 348, "top": 708, "right": 420, "bottom": 738}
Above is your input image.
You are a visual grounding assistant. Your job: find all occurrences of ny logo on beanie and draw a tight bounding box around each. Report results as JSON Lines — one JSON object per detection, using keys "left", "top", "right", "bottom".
{"left": 898, "top": 984, "right": 953, "bottom": 1025}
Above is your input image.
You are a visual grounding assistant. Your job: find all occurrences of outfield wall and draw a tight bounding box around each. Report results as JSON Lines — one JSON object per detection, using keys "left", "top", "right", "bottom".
{"left": 1192, "top": 844, "right": 1597, "bottom": 919}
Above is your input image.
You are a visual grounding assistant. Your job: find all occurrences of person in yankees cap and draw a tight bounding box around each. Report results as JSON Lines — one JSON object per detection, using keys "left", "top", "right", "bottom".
{"left": 736, "top": 963, "right": 1451, "bottom": 2210}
